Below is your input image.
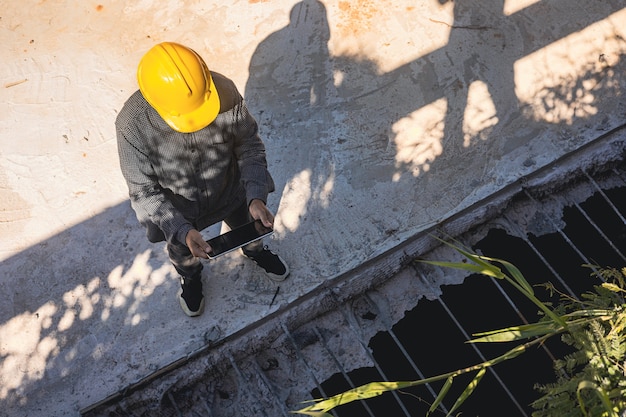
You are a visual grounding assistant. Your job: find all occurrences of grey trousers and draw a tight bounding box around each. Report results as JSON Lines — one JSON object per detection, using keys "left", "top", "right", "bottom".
{"left": 166, "top": 201, "right": 263, "bottom": 278}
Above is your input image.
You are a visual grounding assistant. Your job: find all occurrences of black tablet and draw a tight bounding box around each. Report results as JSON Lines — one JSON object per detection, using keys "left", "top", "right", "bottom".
{"left": 206, "top": 220, "right": 273, "bottom": 259}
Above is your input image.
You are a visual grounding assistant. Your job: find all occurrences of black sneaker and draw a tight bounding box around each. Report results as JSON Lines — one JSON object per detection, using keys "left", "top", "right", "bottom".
{"left": 246, "top": 246, "right": 290, "bottom": 282}
{"left": 178, "top": 276, "right": 205, "bottom": 317}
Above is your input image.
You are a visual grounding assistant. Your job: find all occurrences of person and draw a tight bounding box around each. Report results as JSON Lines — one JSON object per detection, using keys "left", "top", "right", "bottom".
{"left": 116, "top": 42, "right": 289, "bottom": 317}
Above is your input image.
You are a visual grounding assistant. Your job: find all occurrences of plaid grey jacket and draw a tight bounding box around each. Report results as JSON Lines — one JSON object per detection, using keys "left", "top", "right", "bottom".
{"left": 116, "top": 72, "right": 275, "bottom": 245}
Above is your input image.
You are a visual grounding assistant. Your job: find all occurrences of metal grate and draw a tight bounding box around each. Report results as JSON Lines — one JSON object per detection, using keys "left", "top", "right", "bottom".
{"left": 83, "top": 138, "right": 626, "bottom": 417}
{"left": 315, "top": 166, "right": 626, "bottom": 417}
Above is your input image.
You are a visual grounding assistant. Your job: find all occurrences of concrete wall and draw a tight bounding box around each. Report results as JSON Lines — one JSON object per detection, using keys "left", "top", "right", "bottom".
{"left": 1, "top": 1, "right": 625, "bottom": 415}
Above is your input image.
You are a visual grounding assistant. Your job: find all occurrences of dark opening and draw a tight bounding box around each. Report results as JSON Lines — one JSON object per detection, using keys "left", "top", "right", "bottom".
{"left": 314, "top": 183, "right": 625, "bottom": 417}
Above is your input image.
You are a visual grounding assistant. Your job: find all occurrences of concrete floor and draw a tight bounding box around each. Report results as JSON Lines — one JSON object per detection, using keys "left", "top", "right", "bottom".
{"left": 1, "top": 1, "right": 625, "bottom": 416}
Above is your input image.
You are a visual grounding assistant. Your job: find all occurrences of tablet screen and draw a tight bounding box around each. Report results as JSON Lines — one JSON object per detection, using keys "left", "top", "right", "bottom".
{"left": 207, "top": 220, "right": 273, "bottom": 259}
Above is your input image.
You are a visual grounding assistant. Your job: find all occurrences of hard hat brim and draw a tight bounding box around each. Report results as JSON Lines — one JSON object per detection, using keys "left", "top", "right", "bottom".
{"left": 163, "top": 73, "right": 221, "bottom": 133}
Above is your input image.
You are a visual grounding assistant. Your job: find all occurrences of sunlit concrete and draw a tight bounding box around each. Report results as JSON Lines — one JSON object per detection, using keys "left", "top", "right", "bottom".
{"left": 1, "top": 1, "right": 625, "bottom": 415}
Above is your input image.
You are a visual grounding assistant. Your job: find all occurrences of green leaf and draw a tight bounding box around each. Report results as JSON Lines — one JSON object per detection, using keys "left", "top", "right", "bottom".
{"left": 292, "top": 381, "right": 414, "bottom": 415}
{"left": 483, "top": 256, "right": 534, "bottom": 296}
{"left": 601, "top": 282, "right": 625, "bottom": 293}
{"left": 470, "top": 322, "right": 561, "bottom": 343}
{"left": 576, "top": 380, "right": 619, "bottom": 417}
{"left": 427, "top": 376, "right": 453, "bottom": 416}
{"left": 289, "top": 412, "right": 333, "bottom": 417}
{"left": 424, "top": 237, "right": 506, "bottom": 279}
{"left": 447, "top": 368, "right": 487, "bottom": 417}
{"left": 420, "top": 260, "right": 504, "bottom": 279}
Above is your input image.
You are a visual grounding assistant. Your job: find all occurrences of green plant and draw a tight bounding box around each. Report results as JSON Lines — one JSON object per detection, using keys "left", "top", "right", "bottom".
{"left": 291, "top": 239, "right": 626, "bottom": 417}
{"left": 531, "top": 266, "right": 626, "bottom": 417}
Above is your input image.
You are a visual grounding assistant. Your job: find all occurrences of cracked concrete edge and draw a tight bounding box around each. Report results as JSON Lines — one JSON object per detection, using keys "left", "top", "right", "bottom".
{"left": 81, "top": 127, "right": 626, "bottom": 415}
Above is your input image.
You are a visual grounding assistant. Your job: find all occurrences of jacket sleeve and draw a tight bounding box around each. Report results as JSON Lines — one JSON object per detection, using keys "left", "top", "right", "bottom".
{"left": 230, "top": 100, "right": 275, "bottom": 207}
{"left": 116, "top": 127, "right": 193, "bottom": 245}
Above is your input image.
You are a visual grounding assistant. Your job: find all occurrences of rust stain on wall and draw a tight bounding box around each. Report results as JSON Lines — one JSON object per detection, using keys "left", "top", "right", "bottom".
{"left": 337, "top": 0, "right": 386, "bottom": 37}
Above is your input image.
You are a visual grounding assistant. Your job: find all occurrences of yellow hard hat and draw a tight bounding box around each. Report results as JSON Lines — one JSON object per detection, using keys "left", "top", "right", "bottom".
{"left": 137, "top": 42, "right": 220, "bottom": 133}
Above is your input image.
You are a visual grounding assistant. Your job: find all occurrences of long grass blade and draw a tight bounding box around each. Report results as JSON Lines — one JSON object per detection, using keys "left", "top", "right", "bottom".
{"left": 427, "top": 376, "right": 453, "bottom": 416}
{"left": 482, "top": 256, "right": 535, "bottom": 296}
{"left": 470, "top": 322, "right": 562, "bottom": 343}
{"left": 447, "top": 368, "right": 487, "bottom": 417}
{"left": 292, "top": 381, "right": 414, "bottom": 415}
{"left": 420, "top": 260, "right": 503, "bottom": 279}
{"left": 426, "top": 236, "right": 506, "bottom": 278}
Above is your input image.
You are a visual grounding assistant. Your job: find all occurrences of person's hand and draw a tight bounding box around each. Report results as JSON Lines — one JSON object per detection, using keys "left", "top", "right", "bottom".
{"left": 185, "top": 229, "right": 212, "bottom": 259}
{"left": 249, "top": 199, "right": 274, "bottom": 228}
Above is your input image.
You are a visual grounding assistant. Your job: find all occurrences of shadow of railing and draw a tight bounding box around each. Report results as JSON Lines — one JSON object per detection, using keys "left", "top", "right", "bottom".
{"left": 0, "top": 201, "right": 179, "bottom": 414}
{"left": 1, "top": 1, "right": 625, "bottom": 415}
{"left": 244, "top": 0, "right": 626, "bottom": 273}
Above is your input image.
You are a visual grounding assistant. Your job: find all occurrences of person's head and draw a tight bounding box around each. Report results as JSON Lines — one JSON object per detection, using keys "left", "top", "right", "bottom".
{"left": 137, "top": 42, "right": 220, "bottom": 133}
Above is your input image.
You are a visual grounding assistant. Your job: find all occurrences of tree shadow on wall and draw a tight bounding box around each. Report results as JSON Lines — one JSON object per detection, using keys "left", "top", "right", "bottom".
{"left": 0, "top": 201, "right": 184, "bottom": 415}
{"left": 245, "top": 0, "right": 625, "bottom": 230}
{"left": 1, "top": 1, "right": 624, "bottom": 415}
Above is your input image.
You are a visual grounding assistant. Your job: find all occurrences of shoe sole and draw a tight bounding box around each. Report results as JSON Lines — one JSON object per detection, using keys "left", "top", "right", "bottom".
{"left": 262, "top": 254, "right": 290, "bottom": 282}
{"left": 178, "top": 290, "right": 205, "bottom": 317}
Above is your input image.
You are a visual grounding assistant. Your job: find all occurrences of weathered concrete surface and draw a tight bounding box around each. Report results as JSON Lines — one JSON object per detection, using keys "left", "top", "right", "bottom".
{"left": 1, "top": 1, "right": 625, "bottom": 416}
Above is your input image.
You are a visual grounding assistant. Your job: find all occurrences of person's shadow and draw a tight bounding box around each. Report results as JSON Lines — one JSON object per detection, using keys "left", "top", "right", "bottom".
{"left": 245, "top": 0, "right": 331, "bottom": 118}
{"left": 244, "top": 0, "right": 624, "bottom": 275}
{"left": 245, "top": 0, "right": 336, "bottom": 241}
{"left": 246, "top": 0, "right": 526, "bottom": 191}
